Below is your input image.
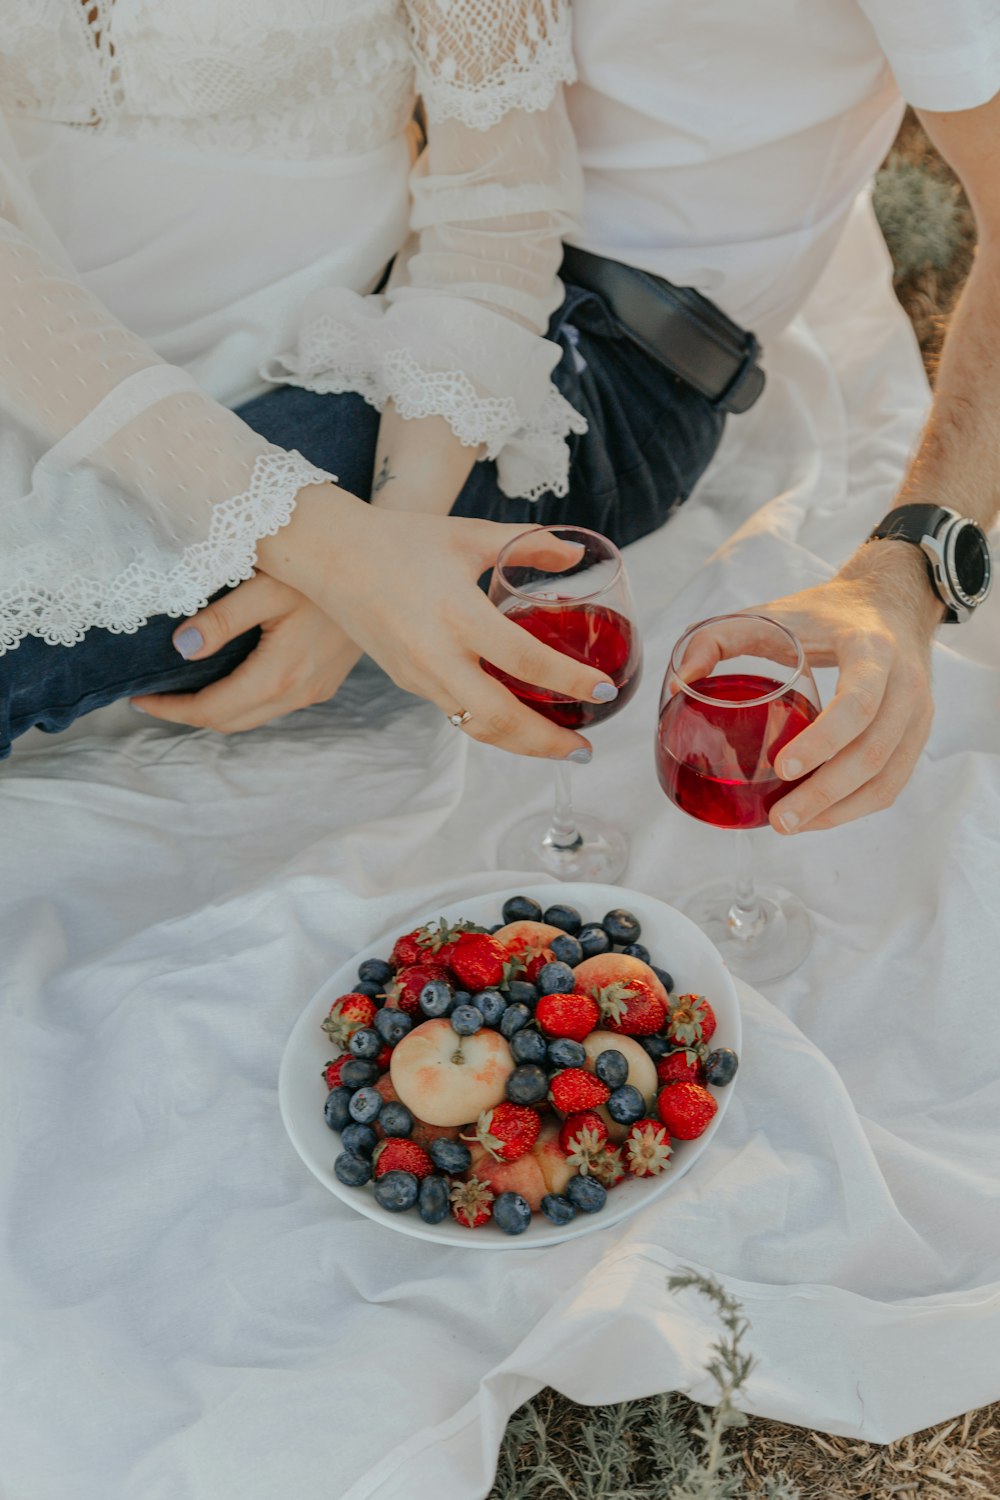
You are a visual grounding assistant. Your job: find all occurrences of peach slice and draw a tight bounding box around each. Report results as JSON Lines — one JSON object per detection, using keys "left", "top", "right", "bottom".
{"left": 581, "top": 1031, "right": 659, "bottom": 1142}
{"left": 390, "top": 1018, "right": 514, "bottom": 1127}
{"left": 573, "top": 953, "right": 669, "bottom": 1006}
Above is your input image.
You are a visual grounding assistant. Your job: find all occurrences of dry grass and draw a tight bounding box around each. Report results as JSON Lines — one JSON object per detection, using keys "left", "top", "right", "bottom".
{"left": 490, "top": 114, "right": 1000, "bottom": 1500}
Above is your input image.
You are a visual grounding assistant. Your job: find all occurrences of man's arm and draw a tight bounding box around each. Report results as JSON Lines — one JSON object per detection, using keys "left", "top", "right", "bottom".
{"left": 761, "top": 88, "right": 1000, "bottom": 835}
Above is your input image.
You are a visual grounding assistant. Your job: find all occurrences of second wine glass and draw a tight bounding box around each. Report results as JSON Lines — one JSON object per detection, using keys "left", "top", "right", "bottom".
{"left": 486, "top": 525, "right": 642, "bottom": 882}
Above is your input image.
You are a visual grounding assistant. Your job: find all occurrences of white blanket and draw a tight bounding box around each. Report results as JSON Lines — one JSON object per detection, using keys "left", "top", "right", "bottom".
{"left": 2, "top": 195, "right": 999, "bottom": 1500}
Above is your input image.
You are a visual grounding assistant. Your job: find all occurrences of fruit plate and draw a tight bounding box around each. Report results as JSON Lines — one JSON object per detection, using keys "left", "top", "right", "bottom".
{"left": 278, "top": 882, "right": 741, "bottom": 1250}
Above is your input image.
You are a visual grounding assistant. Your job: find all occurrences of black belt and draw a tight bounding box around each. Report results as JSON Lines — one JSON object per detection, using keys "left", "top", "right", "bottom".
{"left": 560, "top": 243, "right": 765, "bottom": 415}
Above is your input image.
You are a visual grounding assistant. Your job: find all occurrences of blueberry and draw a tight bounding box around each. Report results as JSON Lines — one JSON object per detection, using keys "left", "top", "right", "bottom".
{"left": 334, "top": 1152, "right": 373, "bottom": 1187}
{"left": 429, "top": 1138, "right": 472, "bottom": 1174}
{"left": 493, "top": 1191, "right": 532, "bottom": 1235}
{"left": 504, "top": 980, "right": 538, "bottom": 1008}
{"left": 536, "top": 962, "right": 576, "bottom": 995}
{"left": 474, "top": 989, "right": 507, "bottom": 1027}
{"left": 594, "top": 1048, "right": 629, "bottom": 1089}
{"left": 418, "top": 1175, "right": 451, "bottom": 1225}
{"left": 640, "top": 1035, "right": 671, "bottom": 1062}
{"left": 451, "top": 1004, "right": 484, "bottom": 1036}
{"left": 379, "top": 1101, "right": 414, "bottom": 1137}
{"left": 500, "top": 1003, "right": 532, "bottom": 1039}
{"left": 547, "top": 1037, "right": 587, "bottom": 1070}
{"left": 358, "top": 957, "right": 395, "bottom": 988}
{"left": 621, "top": 942, "right": 651, "bottom": 964}
{"left": 602, "top": 908, "right": 641, "bottom": 945}
{"left": 374, "top": 1007, "right": 412, "bottom": 1045}
{"left": 566, "top": 1175, "right": 607, "bottom": 1214}
{"left": 502, "top": 895, "right": 544, "bottom": 924}
{"left": 543, "top": 903, "right": 582, "bottom": 935}
{"left": 419, "top": 979, "right": 454, "bottom": 1018}
{"left": 550, "top": 933, "right": 584, "bottom": 967}
{"left": 453, "top": 991, "right": 472, "bottom": 1006}
{"left": 651, "top": 966, "right": 674, "bottom": 995}
{"left": 352, "top": 980, "right": 383, "bottom": 1001}
{"left": 323, "top": 1086, "right": 353, "bottom": 1132}
{"left": 341, "top": 1122, "right": 378, "bottom": 1157}
{"left": 511, "top": 1028, "right": 548, "bottom": 1066}
{"left": 540, "top": 1193, "right": 577, "bottom": 1226}
{"left": 373, "top": 1170, "right": 419, "bottom": 1213}
{"left": 348, "top": 1026, "right": 381, "bottom": 1060}
{"left": 340, "top": 1057, "right": 380, "bottom": 1090}
{"left": 506, "top": 1064, "right": 549, "bottom": 1105}
{"left": 605, "top": 1083, "right": 645, "bottom": 1125}
{"left": 348, "top": 1086, "right": 383, "bottom": 1124}
{"left": 704, "top": 1048, "right": 739, "bottom": 1087}
{"left": 577, "top": 923, "right": 612, "bottom": 958}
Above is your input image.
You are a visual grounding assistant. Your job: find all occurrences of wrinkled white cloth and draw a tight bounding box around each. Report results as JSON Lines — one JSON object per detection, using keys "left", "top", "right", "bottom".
{"left": 2, "top": 195, "right": 999, "bottom": 1500}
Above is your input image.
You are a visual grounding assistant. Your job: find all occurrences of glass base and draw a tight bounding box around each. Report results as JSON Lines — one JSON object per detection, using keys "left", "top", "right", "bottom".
{"left": 679, "top": 880, "right": 812, "bottom": 985}
{"left": 497, "top": 810, "right": 629, "bottom": 883}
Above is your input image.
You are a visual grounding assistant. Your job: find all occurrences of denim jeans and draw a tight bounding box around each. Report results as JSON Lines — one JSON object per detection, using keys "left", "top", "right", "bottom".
{"left": 0, "top": 283, "right": 725, "bottom": 757}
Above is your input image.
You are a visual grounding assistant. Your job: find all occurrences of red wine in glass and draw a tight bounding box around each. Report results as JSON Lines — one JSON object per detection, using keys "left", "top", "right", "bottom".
{"left": 656, "top": 672, "right": 819, "bottom": 829}
{"left": 486, "top": 602, "right": 641, "bottom": 730}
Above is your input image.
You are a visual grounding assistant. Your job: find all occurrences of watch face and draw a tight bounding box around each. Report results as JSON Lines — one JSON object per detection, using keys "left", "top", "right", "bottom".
{"left": 949, "top": 520, "right": 992, "bottom": 605}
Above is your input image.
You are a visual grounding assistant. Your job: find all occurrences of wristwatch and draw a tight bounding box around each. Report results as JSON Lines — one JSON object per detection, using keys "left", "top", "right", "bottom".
{"left": 868, "top": 503, "right": 993, "bottom": 623}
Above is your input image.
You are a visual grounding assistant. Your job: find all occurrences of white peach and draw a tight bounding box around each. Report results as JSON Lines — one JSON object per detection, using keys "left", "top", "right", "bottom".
{"left": 582, "top": 1031, "right": 659, "bottom": 1142}
{"left": 573, "top": 953, "right": 669, "bottom": 1006}
{"left": 468, "top": 1120, "right": 570, "bottom": 1211}
{"left": 389, "top": 1018, "right": 514, "bottom": 1127}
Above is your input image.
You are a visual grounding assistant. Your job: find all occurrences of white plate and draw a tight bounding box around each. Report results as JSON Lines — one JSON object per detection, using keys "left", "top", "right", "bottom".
{"left": 278, "top": 882, "right": 741, "bottom": 1249}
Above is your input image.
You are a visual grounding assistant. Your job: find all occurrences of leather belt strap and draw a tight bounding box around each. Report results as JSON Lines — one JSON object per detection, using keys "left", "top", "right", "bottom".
{"left": 561, "top": 243, "right": 765, "bottom": 415}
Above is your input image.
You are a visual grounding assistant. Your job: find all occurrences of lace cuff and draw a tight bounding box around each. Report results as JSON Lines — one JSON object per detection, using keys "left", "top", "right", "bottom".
{"left": 265, "top": 292, "right": 586, "bottom": 502}
{"left": 1, "top": 449, "right": 330, "bottom": 651}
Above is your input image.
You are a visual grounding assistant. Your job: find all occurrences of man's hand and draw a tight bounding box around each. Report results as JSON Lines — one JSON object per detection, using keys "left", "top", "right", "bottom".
{"left": 132, "top": 575, "right": 363, "bottom": 732}
{"left": 756, "top": 544, "right": 943, "bottom": 833}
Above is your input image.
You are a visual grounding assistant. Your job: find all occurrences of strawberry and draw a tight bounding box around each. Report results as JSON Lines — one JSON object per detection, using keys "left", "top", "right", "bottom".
{"left": 375, "top": 1045, "right": 394, "bottom": 1073}
{"left": 373, "top": 1139, "right": 434, "bottom": 1180}
{"left": 656, "top": 1049, "right": 705, "bottom": 1087}
{"left": 385, "top": 961, "right": 448, "bottom": 1015}
{"left": 624, "top": 1118, "right": 673, "bottom": 1177}
{"left": 589, "top": 1144, "right": 627, "bottom": 1188}
{"left": 322, "top": 1056, "right": 351, "bottom": 1090}
{"left": 464, "top": 1102, "right": 540, "bottom": 1163}
{"left": 526, "top": 950, "right": 556, "bottom": 982}
{"left": 322, "top": 993, "right": 377, "bottom": 1048}
{"left": 558, "top": 1111, "right": 608, "bottom": 1172}
{"left": 657, "top": 1082, "right": 718, "bottom": 1140}
{"left": 390, "top": 917, "right": 484, "bottom": 970}
{"left": 450, "top": 1175, "right": 495, "bottom": 1228}
{"left": 549, "top": 1068, "right": 610, "bottom": 1114}
{"left": 447, "top": 931, "right": 507, "bottom": 991}
{"left": 536, "top": 990, "right": 600, "bottom": 1042}
{"left": 594, "top": 979, "right": 667, "bottom": 1037}
{"left": 390, "top": 929, "right": 424, "bottom": 969}
{"left": 667, "top": 994, "right": 717, "bottom": 1049}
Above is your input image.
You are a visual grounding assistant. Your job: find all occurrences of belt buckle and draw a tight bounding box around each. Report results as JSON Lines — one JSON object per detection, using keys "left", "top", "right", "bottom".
{"left": 715, "top": 335, "right": 765, "bottom": 415}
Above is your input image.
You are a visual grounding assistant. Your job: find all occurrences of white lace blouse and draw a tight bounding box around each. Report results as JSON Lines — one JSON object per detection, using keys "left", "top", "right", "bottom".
{"left": 0, "top": 0, "right": 583, "bottom": 651}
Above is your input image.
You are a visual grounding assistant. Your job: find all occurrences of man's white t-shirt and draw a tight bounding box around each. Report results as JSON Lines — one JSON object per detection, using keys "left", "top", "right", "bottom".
{"left": 568, "top": 0, "right": 1000, "bottom": 343}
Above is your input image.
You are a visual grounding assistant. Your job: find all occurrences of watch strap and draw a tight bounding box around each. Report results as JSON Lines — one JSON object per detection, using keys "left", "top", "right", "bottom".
{"left": 868, "top": 503, "right": 952, "bottom": 544}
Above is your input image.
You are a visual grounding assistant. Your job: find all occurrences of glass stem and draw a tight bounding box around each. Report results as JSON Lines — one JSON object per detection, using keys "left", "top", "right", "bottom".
{"left": 727, "top": 829, "right": 767, "bottom": 942}
{"left": 548, "top": 761, "right": 584, "bottom": 851}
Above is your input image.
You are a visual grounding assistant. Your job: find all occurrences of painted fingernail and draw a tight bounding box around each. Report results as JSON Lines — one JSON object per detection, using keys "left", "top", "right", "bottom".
{"left": 779, "top": 758, "right": 802, "bottom": 780}
{"left": 777, "top": 808, "right": 800, "bottom": 833}
{"left": 565, "top": 747, "right": 593, "bottom": 764}
{"left": 174, "top": 626, "right": 204, "bottom": 660}
{"left": 592, "top": 682, "right": 618, "bottom": 703}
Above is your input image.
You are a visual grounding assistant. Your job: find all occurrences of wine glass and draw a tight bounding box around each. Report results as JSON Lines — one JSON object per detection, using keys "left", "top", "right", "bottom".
{"left": 655, "top": 613, "right": 821, "bottom": 983}
{"left": 486, "top": 525, "right": 642, "bottom": 882}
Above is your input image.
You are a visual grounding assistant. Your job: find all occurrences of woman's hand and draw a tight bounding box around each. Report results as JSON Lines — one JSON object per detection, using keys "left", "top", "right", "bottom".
{"left": 256, "top": 484, "right": 618, "bottom": 759}
{"left": 132, "top": 575, "right": 363, "bottom": 732}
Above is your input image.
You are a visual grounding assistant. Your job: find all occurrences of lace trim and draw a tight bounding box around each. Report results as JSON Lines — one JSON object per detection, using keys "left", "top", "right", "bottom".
{"left": 0, "top": 449, "right": 331, "bottom": 652}
{"left": 417, "top": 27, "right": 576, "bottom": 130}
{"left": 266, "top": 317, "right": 587, "bottom": 502}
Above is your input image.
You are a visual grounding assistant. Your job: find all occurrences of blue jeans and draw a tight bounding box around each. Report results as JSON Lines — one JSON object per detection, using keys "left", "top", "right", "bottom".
{"left": 0, "top": 284, "right": 724, "bottom": 757}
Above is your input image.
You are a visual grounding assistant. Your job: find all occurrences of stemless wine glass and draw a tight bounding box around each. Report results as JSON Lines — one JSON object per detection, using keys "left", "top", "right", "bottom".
{"left": 655, "top": 613, "right": 821, "bottom": 983}
{"left": 486, "top": 525, "right": 642, "bottom": 882}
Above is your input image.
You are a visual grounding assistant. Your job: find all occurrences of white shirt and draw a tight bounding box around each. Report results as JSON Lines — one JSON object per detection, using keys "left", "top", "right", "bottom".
{"left": 0, "top": 1, "right": 581, "bottom": 651}
{"left": 569, "top": 0, "right": 1000, "bottom": 342}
